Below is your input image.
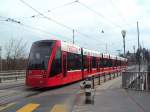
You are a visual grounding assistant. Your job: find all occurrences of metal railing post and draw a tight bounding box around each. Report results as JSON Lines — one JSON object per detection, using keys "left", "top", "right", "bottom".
{"left": 113, "top": 73, "right": 115, "bottom": 78}
{"left": 122, "top": 71, "right": 150, "bottom": 91}
{"left": 146, "top": 72, "right": 148, "bottom": 91}
{"left": 98, "top": 74, "right": 100, "bottom": 85}
{"left": 109, "top": 73, "right": 111, "bottom": 80}
{"left": 104, "top": 74, "right": 106, "bottom": 82}
{"left": 92, "top": 76, "right": 94, "bottom": 89}
{"left": 122, "top": 72, "right": 126, "bottom": 88}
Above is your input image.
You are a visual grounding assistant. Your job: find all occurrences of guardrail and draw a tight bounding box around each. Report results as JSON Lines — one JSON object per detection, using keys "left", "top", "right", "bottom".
{"left": 122, "top": 71, "right": 150, "bottom": 91}
{"left": 80, "top": 69, "right": 123, "bottom": 104}
{"left": 0, "top": 70, "right": 26, "bottom": 83}
{"left": 0, "top": 69, "right": 124, "bottom": 84}
{"left": 83, "top": 69, "right": 123, "bottom": 89}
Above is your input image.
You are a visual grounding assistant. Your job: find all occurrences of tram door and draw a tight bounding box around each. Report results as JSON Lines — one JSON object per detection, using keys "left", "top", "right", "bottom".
{"left": 62, "top": 52, "right": 67, "bottom": 77}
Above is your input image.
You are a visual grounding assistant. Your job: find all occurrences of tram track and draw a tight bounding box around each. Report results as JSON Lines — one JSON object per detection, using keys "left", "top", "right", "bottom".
{"left": 0, "top": 85, "right": 44, "bottom": 107}
{"left": 0, "top": 90, "right": 43, "bottom": 108}
{"left": 0, "top": 81, "right": 81, "bottom": 109}
{"left": 0, "top": 72, "right": 122, "bottom": 107}
{"left": 0, "top": 67, "right": 132, "bottom": 111}
{"left": 0, "top": 93, "right": 42, "bottom": 112}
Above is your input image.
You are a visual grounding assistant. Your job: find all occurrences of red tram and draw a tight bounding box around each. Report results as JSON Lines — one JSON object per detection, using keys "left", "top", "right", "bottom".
{"left": 26, "top": 40, "right": 127, "bottom": 88}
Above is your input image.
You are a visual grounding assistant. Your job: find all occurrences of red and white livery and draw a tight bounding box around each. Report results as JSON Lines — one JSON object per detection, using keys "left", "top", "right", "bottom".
{"left": 26, "top": 40, "right": 127, "bottom": 88}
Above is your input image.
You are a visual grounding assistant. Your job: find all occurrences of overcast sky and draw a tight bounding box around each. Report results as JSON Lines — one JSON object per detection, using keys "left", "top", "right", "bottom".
{"left": 0, "top": 0, "right": 150, "bottom": 56}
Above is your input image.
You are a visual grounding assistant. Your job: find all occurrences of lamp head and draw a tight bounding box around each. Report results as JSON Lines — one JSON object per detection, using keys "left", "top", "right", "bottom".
{"left": 121, "top": 30, "right": 126, "bottom": 38}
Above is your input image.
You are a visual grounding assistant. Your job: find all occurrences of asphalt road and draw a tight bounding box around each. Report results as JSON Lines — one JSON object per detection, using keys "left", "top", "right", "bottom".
{"left": 0, "top": 74, "right": 117, "bottom": 112}
{"left": 0, "top": 80, "right": 41, "bottom": 107}
{"left": 0, "top": 65, "right": 145, "bottom": 112}
{"left": 0, "top": 81, "right": 82, "bottom": 112}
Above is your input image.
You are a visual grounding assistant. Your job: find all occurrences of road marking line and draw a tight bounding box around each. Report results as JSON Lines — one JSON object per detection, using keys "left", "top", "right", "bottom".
{"left": 0, "top": 102, "right": 16, "bottom": 111}
{"left": 50, "top": 104, "right": 67, "bottom": 112}
{"left": 16, "top": 103, "right": 40, "bottom": 112}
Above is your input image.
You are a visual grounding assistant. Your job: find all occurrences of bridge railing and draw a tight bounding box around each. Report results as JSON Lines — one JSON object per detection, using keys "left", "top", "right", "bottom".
{"left": 122, "top": 71, "right": 150, "bottom": 91}
{"left": 83, "top": 69, "right": 124, "bottom": 89}
{"left": 0, "top": 70, "right": 26, "bottom": 83}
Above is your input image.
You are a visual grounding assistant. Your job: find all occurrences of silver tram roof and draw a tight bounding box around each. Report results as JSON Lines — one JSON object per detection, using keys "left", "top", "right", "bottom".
{"left": 60, "top": 40, "right": 127, "bottom": 61}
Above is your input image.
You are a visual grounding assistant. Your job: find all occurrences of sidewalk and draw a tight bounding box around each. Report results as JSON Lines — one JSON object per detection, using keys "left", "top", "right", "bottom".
{"left": 73, "top": 77, "right": 150, "bottom": 112}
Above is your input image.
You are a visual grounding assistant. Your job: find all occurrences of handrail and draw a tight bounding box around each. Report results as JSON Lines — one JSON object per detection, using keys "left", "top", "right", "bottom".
{"left": 0, "top": 71, "right": 26, "bottom": 83}
{"left": 122, "top": 71, "right": 149, "bottom": 91}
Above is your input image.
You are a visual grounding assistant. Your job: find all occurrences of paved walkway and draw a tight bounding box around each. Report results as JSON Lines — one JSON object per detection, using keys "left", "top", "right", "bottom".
{"left": 73, "top": 77, "right": 150, "bottom": 112}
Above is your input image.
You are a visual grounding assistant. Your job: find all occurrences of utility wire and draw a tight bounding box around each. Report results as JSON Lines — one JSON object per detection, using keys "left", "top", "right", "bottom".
{"left": 48, "top": 0, "right": 78, "bottom": 11}
{"left": 1, "top": 17, "right": 71, "bottom": 39}
{"left": 19, "top": 0, "right": 114, "bottom": 44}
{"left": 0, "top": 20, "right": 6, "bottom": 21}
{"left": 76, "top": 1, "right": 122, "bottom": 29}
{"left": 19, "top": 0, "right": 94, "bottom": 40}
{"left": 12, "top": 1, "right": 77, "bottom": 19}
{"left": 1, "top": 16, "right": 102, "bottom": 44}
{"left": 20, "top": 0, "right": 73, "bottom": 31}
{"left": 1, "top": 17, "right": 109, "bottom": 50}
{"left": 32, "top": 0, "right": 78, "bottom": 18}
{"left": 108, "top": 0, "right": 129, "bottom": 26}
{"left": 22, "top": 24, "right": 70, "bottom": 39}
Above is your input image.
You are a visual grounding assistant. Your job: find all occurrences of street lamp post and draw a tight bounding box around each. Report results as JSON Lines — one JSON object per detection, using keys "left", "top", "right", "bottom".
{"left": 137, "top": 21, "right": 140, "bottom": 72}
{"left": 73, "top": 29, "right": 75, "bottom": 44}
{"left": 121, "top": 30, "right": 126, "bottom": 57}
{"left": 133, "top": 45, "right": 136, "bottom": 64}
{"left": 0, "top": 46, "right": 2, "bottom": 71}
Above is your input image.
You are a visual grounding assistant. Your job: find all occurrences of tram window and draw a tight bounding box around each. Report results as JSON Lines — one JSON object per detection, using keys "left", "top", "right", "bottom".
{"left": 83, "top": 56, "right": 88, "bottom": 69}
{"left": 99, "top": 58, "right": 103, "bottom": 67}
{"left": 116, "top": 60, "right": 118, "bottom": 66}
{"left": 103, "top": 59, "right": 107, "bottom": 67}
{"left": 67, "top": 52, "right": 81, "bottom": 71}
{"left": 120, "top": 61, "right": 122, "bottom": 66}
{"left": 50, "top": 47, "right": 62, "bottom": 77}
{"left": 28, "top": 41, "right": 54, "bottom": 70}
{"left": 108, "top": 59, "right": 110, "bottom": 67}
{"left": 97, "top": 58, "right": 100, "bottom": 71}
{"left": 106, "top": 59, "right": 109, "bottom": 67}
{"left": 74, "top": 54, "right": 81, "bottom": 70}
{"left": 92, "top": 57, "right": 96, "bottom": 68}
{"left": 120, "top": 61, "right": 121, "bottom": 66}
{"left": 115, "top": 60, "right": 118, "bottom": 66}
{"left": 116, "top": 60, "right": 120, "bottom": 66}
{"left": 112, "top": 60, "right": 115, "bottom": 67}
{"left": 109, "top": 59, "right": 113, "bottom": 67}
{"left": 103, "top": 58, "right": 110, "bottom": 67}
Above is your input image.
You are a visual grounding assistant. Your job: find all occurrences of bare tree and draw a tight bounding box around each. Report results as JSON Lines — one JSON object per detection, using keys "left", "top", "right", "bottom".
{"left": 4, "top": 38, "right": 28, "bottom": 70}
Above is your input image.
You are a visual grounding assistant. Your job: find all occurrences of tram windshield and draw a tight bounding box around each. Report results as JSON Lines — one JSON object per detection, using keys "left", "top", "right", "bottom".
{"left": 28, "top": 41, "right": 55, "bottom": 70}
